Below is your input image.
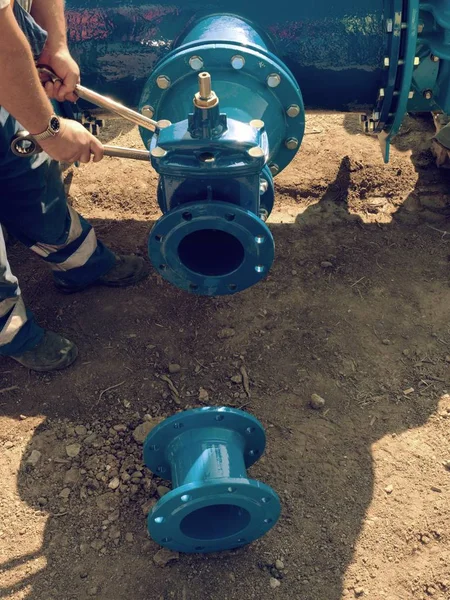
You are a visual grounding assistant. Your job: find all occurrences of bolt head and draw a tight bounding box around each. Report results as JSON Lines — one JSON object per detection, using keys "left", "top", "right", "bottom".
{"left": 259, "top": 179, "right": 269, "bottom": 194}
{"left": 286, "top": 104, "right": 301, "bottom": 118}
{"left": 156, "top": 75, "right": 171, "bottom": 90}
{"left": 414, "top": 57, "right": 420, "bottom": 66}
{"left": 386, "top": 18, "right": 393, "bottom": 33}
{"left": 423, "top": 89, "right": 433, "bottom": 100}
{"left": 269, "top": 163, "right": 280, "bottom": 176}
{"left": 248, "top": 146, "right": 265, "bottom": 159}
{"left": 189, "top": 56, "right": 204, "bottom": 71}
{"left": 285, "top": 137, "right": 299, "bottom": 150}
{"left": 431, "top": 54, "right": 440, "bottom": 63}
{"left": 418, "top": 22, "right": 425, "bottom": 34}
{"left": 141, "top": 105, "right": 155, "bottom": 118}
{"left": 151, "top": 146, "right": 168, "bottom": 158}
{"left": 267, "top": 73, "right": 281, "bottom": 88}
{"left": 250, "top": 119, "right": 265, "bottom": 130}
{"left": 231, "top": 55, "right": 245, "bottom": 70}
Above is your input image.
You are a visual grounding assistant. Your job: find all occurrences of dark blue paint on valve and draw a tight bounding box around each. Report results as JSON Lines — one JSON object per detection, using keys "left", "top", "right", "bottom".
{"left": 143, "top": 407, "right": 281, "bottom": 553}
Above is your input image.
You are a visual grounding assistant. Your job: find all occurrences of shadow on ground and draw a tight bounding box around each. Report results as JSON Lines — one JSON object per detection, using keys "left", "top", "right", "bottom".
{"left": 0, "top": 126, "right": 449, "bottom": 600}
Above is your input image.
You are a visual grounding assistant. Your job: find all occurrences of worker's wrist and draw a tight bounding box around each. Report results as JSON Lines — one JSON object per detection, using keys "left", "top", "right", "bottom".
{"left": 40, "top": 38, "right": 68, "bottom": 56}
{"left": 28, "top": 111, "right": 59, "bottom": 137}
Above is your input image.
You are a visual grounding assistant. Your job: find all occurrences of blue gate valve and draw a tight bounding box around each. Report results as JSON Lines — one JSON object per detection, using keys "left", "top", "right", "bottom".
{"left": 140, "top": 15, "right": 304, "bottom": 296}
{"left": 143, "top": 407, "right": 281, "bottom": 554}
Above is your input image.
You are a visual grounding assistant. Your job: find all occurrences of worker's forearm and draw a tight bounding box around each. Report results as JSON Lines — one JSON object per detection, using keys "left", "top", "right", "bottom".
{"left": 30, "top": 0, "right": 67, "bottom": 50}
{"left": 0, "top": 5, "right": 53, "bottom": 134}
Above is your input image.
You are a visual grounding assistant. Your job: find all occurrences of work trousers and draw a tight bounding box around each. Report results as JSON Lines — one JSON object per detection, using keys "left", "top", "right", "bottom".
{"left": 0, "top": 109, "right": 116, "bottom": 356}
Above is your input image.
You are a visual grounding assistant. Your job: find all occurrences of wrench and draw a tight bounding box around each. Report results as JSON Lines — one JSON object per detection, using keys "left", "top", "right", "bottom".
{"left": 10, "top": 130, "right": 151, "bottom": 161}
{"left": 37, "top": 65, "right": 170, "bottom": 133}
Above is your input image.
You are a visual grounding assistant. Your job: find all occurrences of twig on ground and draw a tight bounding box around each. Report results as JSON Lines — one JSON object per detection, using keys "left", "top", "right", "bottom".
{"left": 0, "top": 386, "right": 19, "bottom": 394}
{"left": 98, "top": 380, "right": 125, "bottom": 402}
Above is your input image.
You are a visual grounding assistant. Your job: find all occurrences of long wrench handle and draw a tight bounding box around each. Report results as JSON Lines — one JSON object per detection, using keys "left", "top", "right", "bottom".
{"left": 74, "top": 85, "right": 159, "bottom": 133}
{"left": 10, "top": 131, "right": 151, "bottom": 161}
{"left": 102, "top": 145, "right": 150, "bottom": 161}
{"left": 37, "top": 65, "right": 161, "bottom": 133}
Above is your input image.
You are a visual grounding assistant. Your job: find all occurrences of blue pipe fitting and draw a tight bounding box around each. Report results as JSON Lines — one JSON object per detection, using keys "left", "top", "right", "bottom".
{"left": 138, "top": 14, "right": 303, "bottom": 296}
{"left": 143, "top": 407, "right": 281, "bottom": 554}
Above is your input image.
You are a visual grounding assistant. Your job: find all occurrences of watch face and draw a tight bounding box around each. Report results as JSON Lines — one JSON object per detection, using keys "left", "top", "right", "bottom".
{"left": 50, "top": 116, "right": 60, "bottom": 134}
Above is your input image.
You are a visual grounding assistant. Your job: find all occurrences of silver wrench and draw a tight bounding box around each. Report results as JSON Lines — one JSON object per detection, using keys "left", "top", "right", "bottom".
{"left": 37, "top": 65, "right": 170, "bottom": 133}
{"left": 10, "top": 130, "right": 151, "bottom": 161}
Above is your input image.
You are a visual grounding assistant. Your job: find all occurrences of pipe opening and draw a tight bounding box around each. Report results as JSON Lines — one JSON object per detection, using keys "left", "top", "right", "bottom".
{"left": 180, "top": 504, "right": 251, "bottom": 540}
{"left": 178, "top": 229, "right": 245, "bottom": 276}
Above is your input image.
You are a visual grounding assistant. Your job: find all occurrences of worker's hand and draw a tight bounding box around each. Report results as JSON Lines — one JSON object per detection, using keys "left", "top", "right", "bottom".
{"left": 38, "top": 46, "right": 80, "bottom": 103}
{"left": 39, "top": 119, "right": 104, "bottom": 164}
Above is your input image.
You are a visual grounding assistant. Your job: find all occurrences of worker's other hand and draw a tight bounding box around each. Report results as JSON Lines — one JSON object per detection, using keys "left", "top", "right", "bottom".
{"left": 38, "top": 46, "right": 80, "bottom": 103}
{"left": 39, "top": 119, "right": 104, "bottom": 164}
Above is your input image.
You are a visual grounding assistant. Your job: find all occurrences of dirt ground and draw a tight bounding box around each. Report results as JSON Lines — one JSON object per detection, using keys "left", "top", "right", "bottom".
{"left": 0, "top": 112, "right": 449, "bottom": 600}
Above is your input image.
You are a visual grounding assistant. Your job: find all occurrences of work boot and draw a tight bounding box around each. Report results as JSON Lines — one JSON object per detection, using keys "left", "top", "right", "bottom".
{"left": 55, "top": 254, "right": 149, "bottom": 294}
{"left": 11, "top": 330, "right": 78, "bottom": 372}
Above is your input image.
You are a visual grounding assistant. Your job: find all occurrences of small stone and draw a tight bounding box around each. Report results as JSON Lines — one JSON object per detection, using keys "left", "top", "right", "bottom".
{"left": 66, "top": 443, "right": 81, "bottom": 458}
{"left": 26, "top": 450, "right": 42, "bottom": 467}
{"left": 83, "top": 433, "right": 97, "bottom": 445}
{"left": 113, "top": 424, "right": 127, "bottom": 432}
{"left": 198, "top": 387, "right": 209, "bottom": 402}
{"left": 125, "top": 532, "right": 134, "bottom": 542}
{"left": 75, "top": 425, "right": 87, "bottom": 436}
{"left": 19, "top": 414, "right": 27, "bottom": 420}
{"left": 4, "top": 441, "right": 14, "bottom": 449}
{"left": 141, "top": 499, "right": 157, "bottom": 516}
{"left": 217, "top": 328, "right": 235, "bottom": 339}
{"left": 168, "top": 363, "right": 181, "bottom": 374}
{"left": 90, "top": 540, "right": 105, "bottom": 551}
{"left": 108, "top": 477, "right": 120, "bottom": 490}
{"left": 132, "top": 418, "right": 162, "bottom": 444}
{"left": 442, "top": 460, "right": 450, "bottom": 471}
{"left": 96, "top": 493, "right": 120, "bottom": 512}
{"left": 402, "top": 349, "right": 410, "bottom": 357}
{"left": 37, "top": 497, "right": 48, "bottom": 506}
{"left": 431, "top": 486, "right": 442, "bottom": 493}
{"left": 354, "top": 588, "right": 365, "bottom": 597}
{"left": 88, "top": 585, "right": 99, "bottom": 596}
{"left": 320, "top": 261, "right": 333, "bottom": 269}
{"left": 421, "top": 534, "right": 431, "bottom": 545}
{"left": 59, "top": 488, "right": 71, "bottom": 499}
{"left": 270, "top": 578, "right": 281, "bottom": 589}
{"left": 382, "top": 339, "right": 391, "bottom": 345}
{"left": 446, "top": 355, "right": 450, "bottom": 363}
{"left": 64, "top": 468, "right": 81, "bottom": 487}
{"left": 157, "top": 485, "right": 170, "bottom": 498}
{"left": 384, "top": 484, "right": 394, "bottom": 494}
{"left": 403, "top": 387, "right": 414, "bottom": 395}
{"left": 310, "top": 393, "right": 326, "bottom": 410}
{"left": 153, "top": 548, "right": 180, "bottom": 567}
{"left": 231, "top": 374, "right": 243, "bottom": 384}
{"left": 275, "top": 559, "right": 284, "bottom": 570}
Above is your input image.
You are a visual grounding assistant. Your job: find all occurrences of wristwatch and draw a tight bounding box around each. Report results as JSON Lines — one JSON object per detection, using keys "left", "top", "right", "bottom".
{"left": 32, "top": 115, "right": 62, "bottom": 141}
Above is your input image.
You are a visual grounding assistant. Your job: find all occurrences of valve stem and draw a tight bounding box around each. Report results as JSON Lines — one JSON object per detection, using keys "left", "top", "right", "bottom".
{"left": 194, "top": 72, "right": 219, "bottom": 109}
{"left": 198, "top": 72, "right": 212, "bottom": 100}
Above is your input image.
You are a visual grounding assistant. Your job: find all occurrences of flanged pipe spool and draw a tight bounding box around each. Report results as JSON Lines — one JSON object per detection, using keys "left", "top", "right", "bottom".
{"left": 143, "top": 407, "right": 281, "bottom": 553}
